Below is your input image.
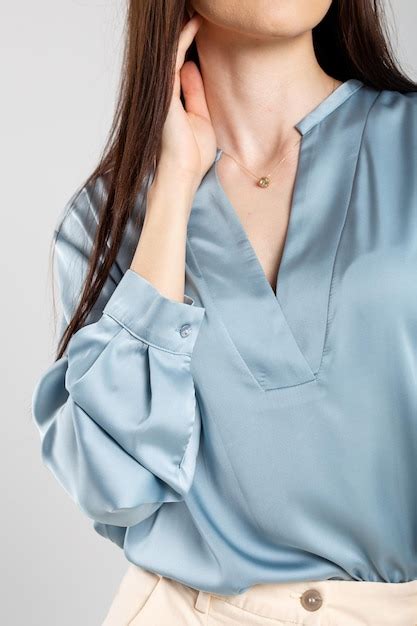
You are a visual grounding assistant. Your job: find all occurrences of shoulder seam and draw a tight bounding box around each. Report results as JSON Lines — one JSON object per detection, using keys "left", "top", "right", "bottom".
{"left": 54, "top": 184, "right": 90, "bottom": 242}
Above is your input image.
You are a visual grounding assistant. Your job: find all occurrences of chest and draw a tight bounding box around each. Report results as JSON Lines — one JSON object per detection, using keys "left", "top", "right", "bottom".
{"left": 185, "top": 88, "right": 417, "bottom": 393}
{"left": 215, "top": 153, "right": 299, "bottom": 293}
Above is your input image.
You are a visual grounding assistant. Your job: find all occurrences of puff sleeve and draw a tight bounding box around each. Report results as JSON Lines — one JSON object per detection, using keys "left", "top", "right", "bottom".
{"left": 31, "top": 183, "right": 206, "bottom": 528}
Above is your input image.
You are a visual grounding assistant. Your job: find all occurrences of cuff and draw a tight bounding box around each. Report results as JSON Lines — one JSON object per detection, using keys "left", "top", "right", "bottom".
{"left": 103, "top": 269, "right": 206, "bottom": 354}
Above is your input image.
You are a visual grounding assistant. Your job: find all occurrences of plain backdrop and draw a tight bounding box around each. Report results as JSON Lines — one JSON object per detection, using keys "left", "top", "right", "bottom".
{"left": 1, "top": 1, "right": 416, "bottom": 625}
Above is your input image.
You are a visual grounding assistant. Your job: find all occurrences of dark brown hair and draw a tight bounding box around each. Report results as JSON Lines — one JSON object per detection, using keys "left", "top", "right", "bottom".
{"left": 53, "top": 0, "right": 417, "bottom": 360}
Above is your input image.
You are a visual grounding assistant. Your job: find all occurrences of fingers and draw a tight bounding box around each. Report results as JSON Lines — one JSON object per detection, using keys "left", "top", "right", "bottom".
{"left": 180, "top": 61, "right": 211, "bottom": 121}
{"left": 175, "top": 13, "right": 203, "bottom": 73}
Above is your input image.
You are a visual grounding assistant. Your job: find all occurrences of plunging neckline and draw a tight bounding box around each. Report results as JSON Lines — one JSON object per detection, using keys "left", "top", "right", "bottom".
{"left": 212, "top": 78, "right": 363, "bottom": 303}
{"left": 213, "top": 143, "right": 304, "bottom": 302}
{"left": 186, "top": 78, "right": 374, "bottom": 391}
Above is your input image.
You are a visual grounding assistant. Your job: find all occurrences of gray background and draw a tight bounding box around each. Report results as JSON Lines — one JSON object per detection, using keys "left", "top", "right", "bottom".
{"left": 1, "top": 1, "right": 416, "bottom": 625}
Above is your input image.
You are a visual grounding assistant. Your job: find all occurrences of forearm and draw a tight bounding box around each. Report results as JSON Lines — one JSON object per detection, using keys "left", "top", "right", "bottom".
{"left": 130, "top": 160, "right": 199, "bottom": 303}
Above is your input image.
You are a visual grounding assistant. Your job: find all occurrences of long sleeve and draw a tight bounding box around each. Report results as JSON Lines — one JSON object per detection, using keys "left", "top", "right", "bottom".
{"left": 31, "top": 182, "right": 206, "bottom": 528}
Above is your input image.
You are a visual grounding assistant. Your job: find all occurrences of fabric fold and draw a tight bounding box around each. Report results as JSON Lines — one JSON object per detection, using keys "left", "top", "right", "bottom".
{"left": 32, "top": 193, "right": 206, "bottom": 527}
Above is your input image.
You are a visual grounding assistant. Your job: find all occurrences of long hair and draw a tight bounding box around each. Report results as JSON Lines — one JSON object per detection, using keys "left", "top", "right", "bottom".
{"left": 54, "top": 0, "right": 417, "bottom": 360}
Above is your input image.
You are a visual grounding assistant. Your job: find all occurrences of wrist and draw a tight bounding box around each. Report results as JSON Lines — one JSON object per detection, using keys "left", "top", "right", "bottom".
{"left": 151, "top": 157, "right": 201, "bottom": 196}
{"left": 146, "top": 165, "right": 200, "bottom": 221}
{"left": 145, "top": 177, "right": 194, "bottom": 228}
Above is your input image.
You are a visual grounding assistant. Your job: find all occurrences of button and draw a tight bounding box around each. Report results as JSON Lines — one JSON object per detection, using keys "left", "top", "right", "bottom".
{"left": 179, "top": 323, "right": 192, "bottom": 338}
{"left": 300, "top": 588, "right": 323, "bottom": 612}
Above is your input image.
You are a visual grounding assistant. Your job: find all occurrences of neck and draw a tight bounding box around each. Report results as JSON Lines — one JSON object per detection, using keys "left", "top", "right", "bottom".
{"left": 195, "top": 21, "right": 339, "bottom": 165}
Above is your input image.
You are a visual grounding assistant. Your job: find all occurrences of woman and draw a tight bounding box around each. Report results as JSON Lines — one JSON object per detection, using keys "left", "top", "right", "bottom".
{"left": 32, "top": 0, "right": 417, "bottom": 624}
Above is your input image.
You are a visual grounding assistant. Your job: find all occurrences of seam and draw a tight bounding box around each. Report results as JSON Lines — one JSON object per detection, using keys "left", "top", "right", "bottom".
{"left": 55, "top": 184, "right": 109, "bottom": 249}
{"left": 67, "top": 324, "right": 124, "bottom": 386}
{"left": 100, "top": 314, "right": 197, "bottom": 476}
{"left": 315, "top": 89, "right": 383, "bottom": 380}
{"left": 210, "top": 596, "right": 303, "bottom": 624}
{"left": 264, "top": 376, "right": 317, "bottom": 392}
{"left": 300, "top": 80, "right": 365, "bottom": 136}
{"left": 273, "top": 129, "right": 318, "bottom": 377}
{"left": 201, "top": 391, "right": 270, "bottom": 541}
{"left": 177, "top": 386, "right": 199, "bottom": 473}
{"left": 127, "top": 575, "right": 164, "bottom": 625}
{"left": 187, "top": 239, "right": 318, "bottom": 393}
{"left": 215, "top": 145, "right": 316, "bottom": 383}
{"left": 103, "top": 311, "right": 193, "bottom": 356}
{"left": 185, "top": 240, "right": 265, "bottom": 391}
{"left": 187, "top": 167, "right": 317, "bottom": 392}
{"left": 54, "top": 186, "right": 87, "bottom": 241}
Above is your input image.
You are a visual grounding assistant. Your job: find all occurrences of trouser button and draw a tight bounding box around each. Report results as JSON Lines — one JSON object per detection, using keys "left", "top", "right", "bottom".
{"left": 300, "top": 588, "right": 323, "bottom": 611}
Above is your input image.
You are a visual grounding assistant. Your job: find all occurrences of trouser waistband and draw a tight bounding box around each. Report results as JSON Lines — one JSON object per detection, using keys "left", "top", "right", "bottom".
{"left": 194, "top": 577, "right": 417, "bottom": 622}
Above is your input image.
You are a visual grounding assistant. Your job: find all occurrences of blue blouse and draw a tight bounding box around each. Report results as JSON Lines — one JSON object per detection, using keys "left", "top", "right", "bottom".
{"left": 31, "top": 78, "right": 417, "bottom": 595}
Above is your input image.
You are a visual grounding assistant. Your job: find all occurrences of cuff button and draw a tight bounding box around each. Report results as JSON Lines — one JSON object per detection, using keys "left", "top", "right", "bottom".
{"left": 179, "top": 323, "right": 192, "bottom": 338}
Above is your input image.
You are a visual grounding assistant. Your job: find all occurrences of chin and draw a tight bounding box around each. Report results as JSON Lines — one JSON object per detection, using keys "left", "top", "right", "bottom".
{"left": 191, "top": 0, "right": 333, "bottom": 40}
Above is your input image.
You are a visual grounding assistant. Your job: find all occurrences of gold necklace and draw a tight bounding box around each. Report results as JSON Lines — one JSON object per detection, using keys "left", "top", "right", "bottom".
{"left": 219, "top": 78, "right": 337, "bottom": 189}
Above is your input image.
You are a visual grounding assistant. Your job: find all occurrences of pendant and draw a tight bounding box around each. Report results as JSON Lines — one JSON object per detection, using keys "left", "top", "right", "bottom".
{"left": 257, "top": 176, "right": 270, "bottom": 188}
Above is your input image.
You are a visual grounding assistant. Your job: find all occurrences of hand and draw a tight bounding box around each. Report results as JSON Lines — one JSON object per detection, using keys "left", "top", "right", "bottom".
{"left": 158, "top": 13, "right": 217, "bottom": 189}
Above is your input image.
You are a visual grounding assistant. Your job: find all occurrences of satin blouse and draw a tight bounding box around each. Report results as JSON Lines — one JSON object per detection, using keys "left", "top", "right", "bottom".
{"left": 31, "top": 78, "right": 417, "bottom": 594}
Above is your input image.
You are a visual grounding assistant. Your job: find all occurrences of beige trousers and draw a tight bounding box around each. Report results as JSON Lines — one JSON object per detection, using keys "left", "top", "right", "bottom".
{"left": 102, "top": 562, "right": 417, "bottom": 626}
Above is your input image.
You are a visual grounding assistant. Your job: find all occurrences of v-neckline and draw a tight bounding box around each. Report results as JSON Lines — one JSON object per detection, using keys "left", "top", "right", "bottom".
{"left": 186, "top": 78, "right": 378, "bottom": 391}
{"left": 212, "top": 78, "right": 365, "bottom": 302}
